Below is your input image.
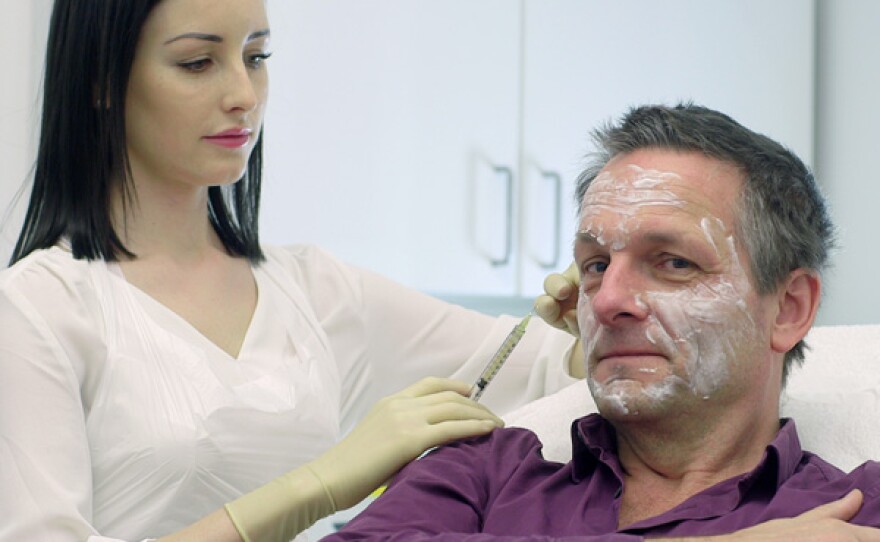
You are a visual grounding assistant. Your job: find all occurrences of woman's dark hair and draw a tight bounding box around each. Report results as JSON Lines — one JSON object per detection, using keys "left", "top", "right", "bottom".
{"left": 11, "top": 0, "right": 264, "bottom": 265}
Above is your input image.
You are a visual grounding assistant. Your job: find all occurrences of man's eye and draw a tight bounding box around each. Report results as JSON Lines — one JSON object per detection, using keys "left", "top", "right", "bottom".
{"left": 660, "top": 257, "right": 694, "bottom": 271}
{"left": 584, "top": 261, "right": 608, "bottom": 274}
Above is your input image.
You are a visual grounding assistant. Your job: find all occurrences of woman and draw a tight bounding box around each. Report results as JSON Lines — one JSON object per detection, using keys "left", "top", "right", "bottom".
{"left": 0, "top": 1, "right": 578, "bottom": 541}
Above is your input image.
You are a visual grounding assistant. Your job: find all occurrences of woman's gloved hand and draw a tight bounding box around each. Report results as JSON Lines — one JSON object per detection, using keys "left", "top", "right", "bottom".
{"left": 225, "top": 377, "right": 503, "bottom": 542}
{"left": 309, "top": 376, "right": 503, "bottom": 510}
{"left": 534, "top": 262, "right": 580, "bottom": 337}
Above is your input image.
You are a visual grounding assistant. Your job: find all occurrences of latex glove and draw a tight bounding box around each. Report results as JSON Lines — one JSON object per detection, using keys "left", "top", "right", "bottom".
{"left": 309, "top": 376, "right": 503, "bottom": 510}
{"left": 224, "top": 377, "right": 502, "bottom": 542}
{"left": 534, "top": 261, "right": 580, "bottom": 337}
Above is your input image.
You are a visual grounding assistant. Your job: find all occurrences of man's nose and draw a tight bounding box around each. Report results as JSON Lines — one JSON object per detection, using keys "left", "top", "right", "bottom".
{"left": 588, "top": 260, "right": 650, "bottom": 326}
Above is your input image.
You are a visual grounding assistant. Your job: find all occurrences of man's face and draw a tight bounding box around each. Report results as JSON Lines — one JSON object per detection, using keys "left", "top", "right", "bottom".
{"left": 575, "top": 149, "right": 775, "bottom": 419}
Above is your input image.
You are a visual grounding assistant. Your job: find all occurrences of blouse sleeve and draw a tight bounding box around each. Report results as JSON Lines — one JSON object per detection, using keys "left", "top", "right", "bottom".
{"left": 0, "top": 259, "right": 135, "bottom": 542}
{"left": 270, "top": 245, "right": 578, "bottom": 434}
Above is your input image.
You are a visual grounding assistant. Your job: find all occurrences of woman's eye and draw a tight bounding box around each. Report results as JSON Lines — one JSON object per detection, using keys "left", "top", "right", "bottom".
{"left": 178, "top": 58, "right": 211, "bottom": 72}
{"left": 247, "top": 52, "right": 273, "bottom": 69}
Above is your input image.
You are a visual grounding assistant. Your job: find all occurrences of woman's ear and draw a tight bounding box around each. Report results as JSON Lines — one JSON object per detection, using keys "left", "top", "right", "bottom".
{"left": 771, "top": 269, "right": 821, "bottom": 353}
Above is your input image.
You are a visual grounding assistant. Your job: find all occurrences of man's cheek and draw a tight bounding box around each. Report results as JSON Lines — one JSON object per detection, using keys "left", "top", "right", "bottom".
{"left": 577, "top": 290, "right": 600, "bottom": 361}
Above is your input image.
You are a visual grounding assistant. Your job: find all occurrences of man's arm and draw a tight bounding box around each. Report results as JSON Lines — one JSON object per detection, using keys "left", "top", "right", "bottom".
{"left": 676, "top": 491, "right": 880, "bottom": 542}
{"left": 322, "top": 426, "right": 642, "bottom": 541}
{"left": 330, "top": 489, "right": 880, "bottom": 542}
{"left": 324, "top": 425, "right": 880, "bottom": 542}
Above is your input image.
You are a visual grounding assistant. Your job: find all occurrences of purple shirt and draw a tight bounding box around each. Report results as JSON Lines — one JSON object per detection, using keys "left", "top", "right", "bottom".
{"left": 326, "top": 414, "right": 880, "bottom": 541}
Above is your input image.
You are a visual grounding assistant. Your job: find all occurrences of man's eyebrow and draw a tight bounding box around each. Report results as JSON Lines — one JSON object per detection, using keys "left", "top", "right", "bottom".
{"left": 164, "top": 29, "right": 270, "bottom": 46}
{"left": 575, "top": 230, "right": 600, "bottom": 244}
{"left": 574, "top": 230, "right": 686, "bottom": 247}
{"left": 642, "top": 232, "right": 683, "bottom": 245}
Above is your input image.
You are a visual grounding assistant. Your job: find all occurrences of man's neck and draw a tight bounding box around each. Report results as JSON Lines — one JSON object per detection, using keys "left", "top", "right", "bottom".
{"left": 612, "top": 401, "right": 781, "bottom": 528}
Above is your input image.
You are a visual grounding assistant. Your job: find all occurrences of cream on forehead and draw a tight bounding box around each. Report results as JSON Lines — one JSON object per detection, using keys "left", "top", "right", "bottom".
{"left": 581, "top": 165, "right": 687, "bottom": 216}
{"left": 579, "top": 165, "right": 697, "bottom": 251}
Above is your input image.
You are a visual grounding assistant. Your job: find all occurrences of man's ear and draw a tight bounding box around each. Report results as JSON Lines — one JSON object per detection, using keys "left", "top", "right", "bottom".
{"left": 770, "top": 269, "right": 821, "bottom": 353}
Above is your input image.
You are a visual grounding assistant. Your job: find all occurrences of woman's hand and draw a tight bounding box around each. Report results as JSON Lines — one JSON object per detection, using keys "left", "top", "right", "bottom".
{"left": 308, "top": 377, "right": 503, "bottom": 510}
{"left": 534, "top": 262, "right": 580, "bottom": 337}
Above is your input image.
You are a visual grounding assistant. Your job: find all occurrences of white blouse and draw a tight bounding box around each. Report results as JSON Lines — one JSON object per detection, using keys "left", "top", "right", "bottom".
{"left": 0, "top": 244, "right": 576, "bottom": 542}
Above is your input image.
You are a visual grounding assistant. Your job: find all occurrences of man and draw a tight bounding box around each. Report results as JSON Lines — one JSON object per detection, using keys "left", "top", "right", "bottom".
{"left": 324, "top": 104, "right": 880, "bottom": 540}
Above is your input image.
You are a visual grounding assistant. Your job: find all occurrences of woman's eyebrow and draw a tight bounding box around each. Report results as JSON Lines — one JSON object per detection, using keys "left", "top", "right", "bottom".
{"left": 164, "top": 32, "right": 222, "bottom": 45}
{"left": 247, "top": 29, "right": 271, "bottom": 41}
{"left": 164, "top": 29, "right": 269, "bottom": 46}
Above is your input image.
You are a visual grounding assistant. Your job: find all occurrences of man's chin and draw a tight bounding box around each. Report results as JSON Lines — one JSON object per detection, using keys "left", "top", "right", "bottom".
{"left": 589, "top": 376, "right": 684, "bottom": 417}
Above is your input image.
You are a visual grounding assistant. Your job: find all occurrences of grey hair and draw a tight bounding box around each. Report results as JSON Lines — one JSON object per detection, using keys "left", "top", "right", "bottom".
{"left": 575, "top": 103, "right": 836, "bottom": 385}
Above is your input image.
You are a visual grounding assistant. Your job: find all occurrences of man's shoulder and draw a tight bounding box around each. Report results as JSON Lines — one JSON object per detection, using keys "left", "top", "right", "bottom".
{"left": 797, "top": 451, "right": 880, "bottom": 486}
{"left": 384, "top": 424, "right": 573, "bottom": 509}
{"left": 414, "top": 424, "right": 568, "bottom": 479}
{"left": 444, "top": 425, "right": 549, "bottom": 459}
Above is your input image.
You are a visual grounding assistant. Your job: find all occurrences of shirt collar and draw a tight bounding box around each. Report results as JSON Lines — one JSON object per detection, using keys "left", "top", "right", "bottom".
{"left": 570, "top": 414, "right": 806, "bottom": 491}
{"left": 570, "top": 414, "right": 620, "bottom": 483}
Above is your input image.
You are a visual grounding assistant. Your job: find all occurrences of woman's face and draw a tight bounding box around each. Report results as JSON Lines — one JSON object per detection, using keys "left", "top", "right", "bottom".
{"left": 125, "top": 0, "right": 270, "bottom": 191}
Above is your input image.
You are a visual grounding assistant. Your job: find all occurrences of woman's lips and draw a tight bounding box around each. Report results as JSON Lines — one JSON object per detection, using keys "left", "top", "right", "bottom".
{"left": 204, "top": 128, "right": 252, "bottom": 148}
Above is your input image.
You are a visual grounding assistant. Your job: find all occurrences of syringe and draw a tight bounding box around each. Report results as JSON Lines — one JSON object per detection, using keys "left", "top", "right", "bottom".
{"left": 469, "top": 313, "right": 532, "bottom": 402}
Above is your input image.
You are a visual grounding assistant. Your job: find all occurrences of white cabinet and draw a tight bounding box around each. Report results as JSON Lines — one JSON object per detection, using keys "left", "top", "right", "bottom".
{"left": 517, "top": 0, "right": 816, "bottom": 291}
{"left": 262, "top": 0, "right": 523, "bottom": 296}
{"left": 260, "top": 0, "right": 815, "bottom": 297}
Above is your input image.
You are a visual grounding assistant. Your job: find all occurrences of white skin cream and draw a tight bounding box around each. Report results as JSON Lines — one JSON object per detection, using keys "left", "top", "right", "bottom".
{"left": 576, "top": 163, "right": 759, "bottom": 417}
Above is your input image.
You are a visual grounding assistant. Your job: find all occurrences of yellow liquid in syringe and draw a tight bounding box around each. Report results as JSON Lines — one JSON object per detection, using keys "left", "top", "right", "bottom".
{"left": 469, "top": 313, "right": 532, "bottom": 402}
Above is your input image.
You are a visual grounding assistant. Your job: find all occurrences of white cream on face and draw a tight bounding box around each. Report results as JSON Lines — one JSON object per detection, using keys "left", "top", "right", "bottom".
{"left": 577, "top": 165, "right": 758, "bottom": 416}
{"left": 579, "top": 167, "right": 685, "bottom": 252}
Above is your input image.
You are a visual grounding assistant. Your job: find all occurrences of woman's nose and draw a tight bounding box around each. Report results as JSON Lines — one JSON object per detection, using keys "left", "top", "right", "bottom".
{"left": 223, "top": 63, "right": 260, "bottom": 114}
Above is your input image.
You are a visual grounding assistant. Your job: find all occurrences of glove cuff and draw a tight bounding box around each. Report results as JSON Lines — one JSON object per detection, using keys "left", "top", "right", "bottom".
{"left": 224, "top": 465, "right": 337, "bottom": 542}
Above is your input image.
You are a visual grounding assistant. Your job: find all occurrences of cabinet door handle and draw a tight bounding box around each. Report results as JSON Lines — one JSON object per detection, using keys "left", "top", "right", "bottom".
{"left": 537, "top": 169, "right": 562, "bottom": 269}
{"left": 490, "top": 165, "right": 514, "bottom": 267}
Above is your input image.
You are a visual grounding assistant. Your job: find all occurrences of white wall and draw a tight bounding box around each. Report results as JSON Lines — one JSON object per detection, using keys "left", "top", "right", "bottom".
{"left": 0, "top": 1, "right": 50, "bottom": 264}
{"left": 813, "top": 0, "right": 880, "bottom": 325}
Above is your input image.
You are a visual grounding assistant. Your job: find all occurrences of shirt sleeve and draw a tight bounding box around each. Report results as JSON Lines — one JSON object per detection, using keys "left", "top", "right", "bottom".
{"left": 322, "top": 428, "right": 642, "bottom": 542}
{"left": 0, "top": 261, "right": 136, "bottom": 542}
{"left": 272, "top": 245, "right": 579, "bottom": 433}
